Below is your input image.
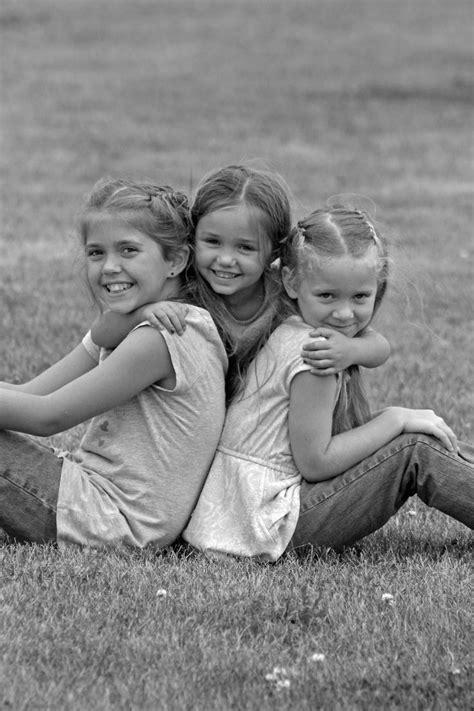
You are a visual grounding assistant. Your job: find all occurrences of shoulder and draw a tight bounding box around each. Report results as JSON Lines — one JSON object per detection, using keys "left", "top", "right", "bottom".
{"left": 250, "top": 316, "right": 313, "bottom": 389}
{"left": 178, "top": 304, "right": 226, "bottom": 358}
{"left": 113, "top": 326, "right": 172, "bottom": 369}
{"left": 159, "top": 306, "right": 227, "bottom": 384}
{"left": 269, "top": 315, "right": 314, "bottom": 350}
{"left": 181, "top": 304, "right": 219, "bottom": 335}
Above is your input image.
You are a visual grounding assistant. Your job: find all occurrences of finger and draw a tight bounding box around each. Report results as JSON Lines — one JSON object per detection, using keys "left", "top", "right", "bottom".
{"left": 310, "top": 367, "right": 337, "bottom": 377}
{"left": 147, "top": 315, "right": 165, "bottom": 331}
{"left": 175, "top": 314, "right": 187, "bottom": 334}
{"left": 432, "top": 424, "right": 455, "bottom": 452}
{"left": 308, "top": 328, "right": 331, "bottom": 339}
{"left": 302, "top": 343, "right": 331, "bottom": 355}
{"left": 433, "top": 416, "right": 458, "bottom": 451}
{"left": 304, "top": 358, "right": 335, "bottom": 368}
{"left": 441, "top": 423, "right": 458, "bottom": 452}
{"left": 155, "top": 315, "right": 177, "bottom": 334}
{"left": 168, "top": 314, "right": 185, "bottom": 335}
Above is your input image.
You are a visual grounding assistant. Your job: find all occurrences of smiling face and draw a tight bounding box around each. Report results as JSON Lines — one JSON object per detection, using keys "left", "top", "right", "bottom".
{"left": 282, "top": 251, "right": 378, "bottom": 337}
{"left": 194, "top": 204, "right": 272, "bottom": 307}
{"left": 85, "top": 214, "right": 180, "bottom": 313}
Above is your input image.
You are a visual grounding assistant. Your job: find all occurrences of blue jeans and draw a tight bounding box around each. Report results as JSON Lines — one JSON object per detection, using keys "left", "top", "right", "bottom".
{"left": 0, "top": 430, "right": 62, "bottom": 542}
{"left": 291, "top": 434, "right": 474, "bottom": 550}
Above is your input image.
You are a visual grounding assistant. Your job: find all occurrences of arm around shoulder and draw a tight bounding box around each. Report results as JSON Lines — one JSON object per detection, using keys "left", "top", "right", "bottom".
{"left": 354, "top": 327, "right": 390, "bottom": 368}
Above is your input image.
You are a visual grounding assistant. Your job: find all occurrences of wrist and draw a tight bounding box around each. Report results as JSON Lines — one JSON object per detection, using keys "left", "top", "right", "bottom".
{"left": 384, "top": 407, "right": 405, "bottom": 435}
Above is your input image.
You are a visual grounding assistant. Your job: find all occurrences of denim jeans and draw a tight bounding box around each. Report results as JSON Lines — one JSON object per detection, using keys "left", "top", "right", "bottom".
{"left": 0, "top": 430, "right": 62, "bottom": 542}
{"left": 291, "top": 434, "right": 474, "bottom": 550}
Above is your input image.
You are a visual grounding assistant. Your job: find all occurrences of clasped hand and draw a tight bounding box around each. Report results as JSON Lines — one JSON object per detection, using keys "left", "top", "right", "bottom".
{"left": 301, "top": 328, "right": 356, "bottom": 375}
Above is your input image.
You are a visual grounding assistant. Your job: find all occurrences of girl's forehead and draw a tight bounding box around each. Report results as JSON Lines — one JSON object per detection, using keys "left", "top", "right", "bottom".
{"left": 200, "top": 204, "right": 271, "bottom": 242}
{"left": 303, "top": 252, "right": 378, "bottom": 281}
{"left": 304, "top": 247, "right": 378, "bottom": 271}
{"left": 84, "top": 212, "right": 146, "bottom": 242}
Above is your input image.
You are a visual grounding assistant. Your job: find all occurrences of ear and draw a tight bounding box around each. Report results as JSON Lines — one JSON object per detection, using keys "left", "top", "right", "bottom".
{"left": 168, "top": 245, "right": 190, "bottom": 277}
{"left": 281, "top": 266, "right": 298, "bottom": 299}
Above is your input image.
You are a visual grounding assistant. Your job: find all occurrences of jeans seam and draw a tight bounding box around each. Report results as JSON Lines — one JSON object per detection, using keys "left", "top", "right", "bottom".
{"left": 299, "top": 435, "right": 461, "bottom": 516}
{"left": 0, "top": 472, "right": 58, "bottom": 513}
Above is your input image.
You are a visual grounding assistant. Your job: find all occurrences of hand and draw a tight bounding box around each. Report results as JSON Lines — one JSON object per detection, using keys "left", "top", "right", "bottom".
{"left": 386, "top": 407, "right": 458, "bottom": 453}
{"left": 301, "top": 328, "right": 355, "bottom": 375}
{"left": 142, "top": 302, "right": 189, "bottom": 335}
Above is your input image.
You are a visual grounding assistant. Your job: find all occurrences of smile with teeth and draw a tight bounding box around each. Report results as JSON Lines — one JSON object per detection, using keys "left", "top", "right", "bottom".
{"left": 105, "top": 282, "right": 133, "bottom": 293}
{"left": 212, "top": 270, "right": 239, "bottom": 279}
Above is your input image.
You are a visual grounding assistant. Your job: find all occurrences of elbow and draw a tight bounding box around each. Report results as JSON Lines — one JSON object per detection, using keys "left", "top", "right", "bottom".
{"left": 28, "top": 418, "right": 64, "bottom": 437}
{"left": 294, "top": 450, "right": 334, "bottom": 483}
{"left": 28, "top": 400, "right": 71, "bottom": 437}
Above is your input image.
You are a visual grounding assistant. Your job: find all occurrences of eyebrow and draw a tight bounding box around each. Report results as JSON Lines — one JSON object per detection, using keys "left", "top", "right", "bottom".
{"left": 86, "top": 238, "right": 143, "bottom": 248}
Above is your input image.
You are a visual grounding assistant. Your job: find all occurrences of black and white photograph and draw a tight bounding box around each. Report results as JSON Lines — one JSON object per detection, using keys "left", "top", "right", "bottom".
{"left": 1, "top": 1, "right": 472, "bottom": 708}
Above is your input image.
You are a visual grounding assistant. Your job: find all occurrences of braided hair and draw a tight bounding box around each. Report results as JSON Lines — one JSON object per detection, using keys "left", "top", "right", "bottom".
{"left": 78, "top": 177, "right": 191, "bottom": 262}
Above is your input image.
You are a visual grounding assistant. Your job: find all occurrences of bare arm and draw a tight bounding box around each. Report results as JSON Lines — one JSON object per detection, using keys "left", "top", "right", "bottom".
{"left": 0, "top": 326, "right": 173, "bottom": 436}
{"left": 301, "top": 327, "right": 390, "bottom": 375}
{"left": 90, "top": 310, "right": 145, "bottom": 349}
{"left": 0, "top": 343, "right": 97, "bottom": 395}
{"left": 348, "top": 327, "right": 390, "bottom": 368}
{"left": 289, "top": 371, "right": 457, "bottom": 482}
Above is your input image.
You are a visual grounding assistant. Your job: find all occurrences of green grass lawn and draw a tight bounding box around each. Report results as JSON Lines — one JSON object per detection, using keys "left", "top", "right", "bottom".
{"left": 0, "top": 0, "right": 473, "bottom": 708}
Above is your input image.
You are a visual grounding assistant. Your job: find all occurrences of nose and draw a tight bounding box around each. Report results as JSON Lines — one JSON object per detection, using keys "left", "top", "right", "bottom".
{"left": 102, "top": 253, "right": 122, "bottom": 274}
{"left": 332, "top": 303, "right": 353, "bottom": 321}
{"left": 215, "top": 249, "right": 237, "bottom": 267}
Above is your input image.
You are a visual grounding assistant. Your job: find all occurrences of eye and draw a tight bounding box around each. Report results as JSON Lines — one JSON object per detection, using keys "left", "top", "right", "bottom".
{"left": 121, "top": 246, "right": 139, "bottom": 256}
{"left": 353, "top": 293, "right": 370, "bottom": 302}
{"left": 239, "top": 243, "right": 257, "bottom": 252}
{"left": 317, "top": 292, "right": 333, "bottom": 301}
{"left": 85, "top": 248, "right": 103, "bottom": 259}
{"left": 200, "top": 237, "right": 219, "bottom": 246}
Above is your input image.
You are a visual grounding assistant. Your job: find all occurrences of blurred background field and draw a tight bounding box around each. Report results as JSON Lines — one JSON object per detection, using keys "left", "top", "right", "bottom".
{"left": 0, "top": 1, "right": 473, "bottom": 709}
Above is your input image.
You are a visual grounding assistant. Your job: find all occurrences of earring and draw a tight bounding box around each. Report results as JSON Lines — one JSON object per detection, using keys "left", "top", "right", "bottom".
{"left": 169, "top": 270, "right": 175, "bottom": 277}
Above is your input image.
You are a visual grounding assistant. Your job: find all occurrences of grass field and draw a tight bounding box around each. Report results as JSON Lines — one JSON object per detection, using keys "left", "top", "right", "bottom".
{"left": 1, "top": 0, "right": 473, "bottom": 708}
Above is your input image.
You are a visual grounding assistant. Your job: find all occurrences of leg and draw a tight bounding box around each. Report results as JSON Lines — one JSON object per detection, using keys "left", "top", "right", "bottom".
{"left": 291, "top": 434, "right": 474, "bottom": 550}
{"left": 0, "top": 430, "right": 63, "bottom": 542}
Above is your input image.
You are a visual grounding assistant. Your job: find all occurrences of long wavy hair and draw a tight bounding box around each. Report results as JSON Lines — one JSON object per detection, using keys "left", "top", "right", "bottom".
{"left": 280, "top": 205, "right": 390, "bottom": 434}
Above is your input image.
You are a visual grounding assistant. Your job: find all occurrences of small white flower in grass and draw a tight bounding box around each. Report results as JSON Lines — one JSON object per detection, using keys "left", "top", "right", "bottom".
{"left": 156, "top": 588, "right": 168, "bottom": 598}
{"left": 310, "top": 653, "right": 326, "bottom": 663}
{"left": 381, "top": 593, "right": 395, "bottom": 605}
{"left": 265, "top": 666, "right": 290, "bottom": 691}
{"left": 448, "top": 650, "right": 462, "bottom": 675}
{"left": 265, "top": 666, "right": 287, "bottom": 681}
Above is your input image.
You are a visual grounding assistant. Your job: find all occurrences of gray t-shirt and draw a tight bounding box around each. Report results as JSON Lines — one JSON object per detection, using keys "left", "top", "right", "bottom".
{"left": 56, "top": 305, "right": 227, "bottom": 549}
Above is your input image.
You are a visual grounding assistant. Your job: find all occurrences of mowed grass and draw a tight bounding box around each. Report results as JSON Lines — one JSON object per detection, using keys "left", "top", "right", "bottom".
{"left": 0, "top": 0, "right": 473, "bottom": 708}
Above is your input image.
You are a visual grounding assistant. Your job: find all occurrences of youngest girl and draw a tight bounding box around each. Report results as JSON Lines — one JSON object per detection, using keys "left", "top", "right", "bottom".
{"left": 0, "top": 178, "right": 227, "bottom": 549}
{"left": 183, "top": 205, "right": 473, "bottom": 560}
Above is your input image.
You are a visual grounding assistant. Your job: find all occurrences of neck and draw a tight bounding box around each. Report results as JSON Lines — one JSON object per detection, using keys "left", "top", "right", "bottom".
{"left": 161, "top": 277, "right": 182, "bottom": 301}
{"left": 224, "top": 280, "right": 265, "bottom": 321}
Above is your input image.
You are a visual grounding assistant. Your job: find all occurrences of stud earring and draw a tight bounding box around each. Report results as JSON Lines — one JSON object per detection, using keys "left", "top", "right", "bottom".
{"left": 169, "top": 270, "right": 175, "bottom": 277}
